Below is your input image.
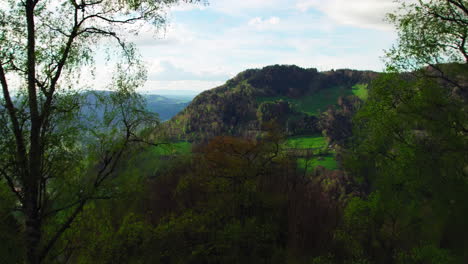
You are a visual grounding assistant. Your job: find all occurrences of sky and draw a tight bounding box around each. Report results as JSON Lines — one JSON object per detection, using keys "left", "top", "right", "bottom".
{"left": 94, "top": 0, "right": 400, "bottom": 94}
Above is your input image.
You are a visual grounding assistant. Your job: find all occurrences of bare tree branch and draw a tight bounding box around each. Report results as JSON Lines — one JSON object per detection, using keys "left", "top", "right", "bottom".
{"left": 41, "top": 6, "right": 80, "bottom": 122}
{"left": 0, "top": 63, "right": 28, "bottom": 175}
{"left": 42, "top": 195, "right": 111, "bottom": 218}
{"left": 447, "top": 0, "right": 468, "bottom": 16}
{"left": 38, "top": 201, "right": 85, "bottom": 262}
{"left": 0, "top": 167, "right": 24, "bottom": 203}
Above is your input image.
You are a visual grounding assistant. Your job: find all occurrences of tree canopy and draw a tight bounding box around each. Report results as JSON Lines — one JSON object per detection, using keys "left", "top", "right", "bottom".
{"left": 338, "top": 1, "right": 468, "bottom": 263}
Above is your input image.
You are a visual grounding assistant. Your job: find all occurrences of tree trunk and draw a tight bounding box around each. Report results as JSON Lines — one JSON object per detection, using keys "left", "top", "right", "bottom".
{"left": 24, "top": 0, "right": 42, "bottom": 263}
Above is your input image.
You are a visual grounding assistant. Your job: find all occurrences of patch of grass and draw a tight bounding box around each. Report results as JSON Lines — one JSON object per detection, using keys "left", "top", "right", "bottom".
{"left": 120, "top": 141, "right": 192, "bottom": 179}
{"left": 257, "top": 96, "right": 290, "bottom": 104}
{"left": 297, "top": 155, "right": 338, "bottom": 171}
{"left": 298, "top": 86, "right": 349, "bottom": 115}
{"left": 284, "top": 135, "right": 328, "bottom": 149}
{"left": 283, "top": 135, "right": 337, "bottom": 171}
{"left": 257, "top": 86, "right": 345, "bottom": 115}
{"left": 150, "top": 141, "right": 192, "bottom": 155}
{"left": 352, "top": 84, "right": 368, "bottom": 100}
{"left": 258, "top": 84, "right": 369, "bottom": 115}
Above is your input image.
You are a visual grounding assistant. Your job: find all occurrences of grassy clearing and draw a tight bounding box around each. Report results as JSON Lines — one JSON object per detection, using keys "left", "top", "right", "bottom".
{"left": 299, "top": 86, "right": 349, "bottom": 115}
{"left": 257, "top": 86, "right": 345, "bottom": 115}
{"left": 283, "top": 135, "right": 337, "bottom": 171}
{"left": 258, "top": 84, "right": 369, "bottom": 115}
{"left": 120, "top": 141, "right": 192, "bottom": 179}
{"left": 352, "top": 84, "right": 368, "bottom": 100}
{"left": 297, "top": 155, "right": 338, "bottom": 171}
{"left": 284, "top": 135, "right": 328, "bottom": 149}
{"left": 150, "top": 141, "right": 192, "bottom": 155}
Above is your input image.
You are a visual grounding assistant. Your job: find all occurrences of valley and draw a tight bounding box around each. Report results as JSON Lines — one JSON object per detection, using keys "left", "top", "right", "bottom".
{"left": 1, "top": 0, "right": 466, "bottom": 263}
{"left": 158, "top": 65, "right": 377, "bottom": 173}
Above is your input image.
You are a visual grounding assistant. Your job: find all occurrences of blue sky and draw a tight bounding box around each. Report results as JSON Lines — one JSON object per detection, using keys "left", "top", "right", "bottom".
{"left": 94, "top": 0, "right": 400, "bottom": 93}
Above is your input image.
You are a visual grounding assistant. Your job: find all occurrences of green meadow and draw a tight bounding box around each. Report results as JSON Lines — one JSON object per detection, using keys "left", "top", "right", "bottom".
{"left": 258, "top": 83, "right": 368, "bottom": 115}
{"left": 283, "top": 135, "right": 338, "bottom": 171}
{"left": 150, "top": 141, "right": 192, "bottom": 155}
{"left": 284, "top": 135, "right": 328, "bottom": 149}
{"left": 297, "top": 155, "right": 338, "bottom": 171}
{"left": 351, "top": 84, "right": 368, "bottom": 100}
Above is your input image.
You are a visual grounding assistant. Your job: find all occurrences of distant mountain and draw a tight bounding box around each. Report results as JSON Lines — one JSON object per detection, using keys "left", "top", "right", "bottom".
{"left": 145, "top": 89, "right": 201, "bottom": 97}
{"left": 144, "top": 94, "right": 192, "bottom": 121}
{"left": 82, "top": 91, "right": 193, "bottom": 122}
{"left": 162, "top": 64, "right": 379, "bottom": 142}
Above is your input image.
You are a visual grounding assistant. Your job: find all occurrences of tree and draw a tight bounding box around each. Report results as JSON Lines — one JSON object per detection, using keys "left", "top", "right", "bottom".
{"left": 386, "top": 0, "right": 467, "bottom": 91}
{"left": 387, "top": 0, "right": 467, "bottom": 66}
{"left": 0, "top": 0, "right": 201, "bottom": 263}
{"left": 341, "top": 1, "right": 468, "bottom": 263}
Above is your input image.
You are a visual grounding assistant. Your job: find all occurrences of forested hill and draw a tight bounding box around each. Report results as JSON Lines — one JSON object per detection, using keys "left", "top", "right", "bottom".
{"left": 163, "top": 64, "right": 379, "bottom": 141}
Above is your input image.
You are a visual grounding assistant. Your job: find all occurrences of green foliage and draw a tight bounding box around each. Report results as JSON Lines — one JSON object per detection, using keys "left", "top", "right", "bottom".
{"left": 397, "top": 245, "right": 456, "bottom": 264}
{"left": 62, "top": 202, "right": 155, "bottom": 263}
{"left": 336, "top": 2, "right": 468, "bottom": 263}
{"left": 340, "top": 4, "right": 468, "bottom": 254}
{"left": 386, "top": 0, "right": 468, "bottom": 71}
{"left": 44, "top": 126, "right": 347, "bottom": 263}
{"left": 311, "top": 255, "right": 335, "bottom": 264}
{"left": 0, "top": 182, "right": 24, "bottom": 263}
{"left": 343, "top": 69, "right": 468, "bottom": 262}
{"left": 151, "top": 211, "right": 283, "bottom": 264}
{"left": 351, "top": 72, "right": 467, "bottom": 197}
{"left": 0, "top": 0, "right": 204, "bottom": 262}
{"left": 257, "top": 100, "right": 293, "bottom": 125}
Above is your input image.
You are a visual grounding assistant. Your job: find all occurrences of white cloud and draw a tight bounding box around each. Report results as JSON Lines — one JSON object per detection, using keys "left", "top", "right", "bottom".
{"left": 128, "top": 23, "right": 196, "bottom": 47}
{"left": 296, "top": 0, "right": 398, "bottom": 30}
{"left": 248, "top": 16, "right": 281, "bottom": 30}
{"left": 142, "top": 80, "right": 225, "bottom": 93}
{"left": 86, "top": 0, "right": 398, "bottom": 94}
{"left": 169, "top": 1, "right": 208, "bottom": 12}
{"left": 148, "top": 60, "right": 231, "bottom": 81}
{"left": 249, "top": 16, "right": 280, "bottom": 25}
{"left": 208, "top": 0, "right": 288, "bottom": 15}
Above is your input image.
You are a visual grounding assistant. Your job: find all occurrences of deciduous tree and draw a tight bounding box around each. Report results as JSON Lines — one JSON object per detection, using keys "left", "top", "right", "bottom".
{"left": 341, "top": 0, "right": 468, "bottom": 262}
{"left": 0, "top": 0, "right": 201, "bottom": 263}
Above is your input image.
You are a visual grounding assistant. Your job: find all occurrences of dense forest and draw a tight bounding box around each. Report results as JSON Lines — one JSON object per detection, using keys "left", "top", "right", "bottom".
{"left": 0, "top": 0, "right": 467, "bottom": 264}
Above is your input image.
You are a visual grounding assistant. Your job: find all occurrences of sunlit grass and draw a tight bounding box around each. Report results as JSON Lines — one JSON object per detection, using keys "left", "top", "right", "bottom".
{"left": 284, "top": 135, "right": 328, "bottom": 149}
{"left": 258, "top": 84, "right": 368, "bottom": 115}
{"left": 283, "top": 135, "right": 337, "bottom": 171}
{"left": 352, "top": 84, "right": 368, "bottom": 100}
{"left": 297, "top": 155, "right": 338, "bottom": 171}
{"left": 151, "top": 141, "right": 192, "bottom": 155}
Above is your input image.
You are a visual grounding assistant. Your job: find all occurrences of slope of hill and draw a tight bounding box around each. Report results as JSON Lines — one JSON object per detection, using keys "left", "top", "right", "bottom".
{"left": 158, "top": 65, "right": 379, "bottom": 171}
{"left": 163, "top": 64, "right": 378, "bottom": 142}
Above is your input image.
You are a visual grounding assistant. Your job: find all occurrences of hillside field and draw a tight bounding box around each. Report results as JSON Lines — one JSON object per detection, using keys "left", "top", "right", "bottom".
{"left": 284, "top": 135, "right": 328, "bottom": 149}
{"left": 257, "top": 83, "right": 368, "bottom": 115}
{"left": 298, "top": 155, "right": 338, "bottom": 171}
{"left": 283, "top": 135, "right": 338, "bottom": 171}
